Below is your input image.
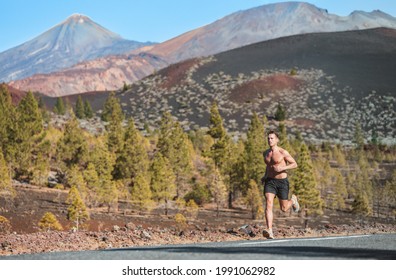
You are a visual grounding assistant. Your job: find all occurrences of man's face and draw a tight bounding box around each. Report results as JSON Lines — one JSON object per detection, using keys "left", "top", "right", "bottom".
{"left": 267, "top": 133, "right": 278, "bottom": 147}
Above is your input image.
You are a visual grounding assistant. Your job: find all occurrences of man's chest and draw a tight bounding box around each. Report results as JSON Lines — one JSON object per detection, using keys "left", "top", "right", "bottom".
{"left": 265, "top": 151, "right": 284, "bottom": 165}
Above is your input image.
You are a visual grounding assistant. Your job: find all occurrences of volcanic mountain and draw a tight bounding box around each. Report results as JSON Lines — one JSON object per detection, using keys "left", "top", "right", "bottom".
{"left": 96, "top": 28, "right": 394, "bottom": 144}
{"left": 0, "top": 14, "right": 153, "bottom": 82}
{"left": 146, "top": 2, "right": 396, "bottom": 63}
{"left": 10, "top": 2, "right": 396, "bottom": 97}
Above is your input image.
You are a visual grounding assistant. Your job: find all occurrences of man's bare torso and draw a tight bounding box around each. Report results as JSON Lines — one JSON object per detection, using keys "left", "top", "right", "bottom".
{"left": 264, "top": 147, "right": 288, "bottom": 179}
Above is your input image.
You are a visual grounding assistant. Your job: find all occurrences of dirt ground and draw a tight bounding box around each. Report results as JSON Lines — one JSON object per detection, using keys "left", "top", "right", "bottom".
{"left": 0, "top": 185, "right": 395, "bottom": 256}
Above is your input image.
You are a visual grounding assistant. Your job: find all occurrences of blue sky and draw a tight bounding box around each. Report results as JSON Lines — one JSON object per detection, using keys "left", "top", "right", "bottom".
{"left": 1, "top": 0, "right": 395, "bottom": 52}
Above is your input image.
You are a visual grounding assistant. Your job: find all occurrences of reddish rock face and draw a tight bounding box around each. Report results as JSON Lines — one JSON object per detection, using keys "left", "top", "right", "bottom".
{"left": 228, "top": 74, "right": 303, "bottom": 104}
{"left": 10, "top": 53, "right": 168, "bottom": 97}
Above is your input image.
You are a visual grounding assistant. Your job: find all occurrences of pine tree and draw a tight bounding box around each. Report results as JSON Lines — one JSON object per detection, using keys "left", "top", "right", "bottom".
{"left": 56, "top": 116, "right": 88, "bottom": 169}
{"left": 207, "top": 161, "right": 227, "bottom": 217}
{"left": 352, "top": 188, "right": 372, "bottom": 216}
{"left": 332, "top": 145, "right": 347, "bottom": 167}
{"left": 356, "top": 152, "right": 374, "bottom": 209}
{"left": 54, "top": 97, "right": 66, "bottom": 115}
{"left": 0, "top": 85, "right": 14, "bottom": 161}
{"left": 291, "top": 130, "right": 303, "bottom": 154}
{"left": 130, "top": 172, "right": 153, "bottom": 210}
{"left": 150, "top": 152, "right": 176, "bottom": 215}
{"left": 313, "top": 154, "right": 332, "bottom": 198}
{"left": 207, "top": 101, "right": 231, "bottom": 210}
{"left": 89, "top": 141, "right": 116, "bottom": 181}
{"left": 113, "top": 118, "right": 149, "bottom": 182}
{"left": 75, "top": 96, "right": 85, "bottom": 119}
{"left": 274, "top": 103, "right": 286, "bottom": 121}
{"left": 101, "top": 92, "right": 124, "bottom": 122}
{"left": 354, "top": 122, "right": 365, "bottom": 151}
{"left": 17, "top": 91, "right": 44, "bottom": 140}
{"left": 113, "top": 119, "right": 152, "bottom": 209}
{"left": 84, "top": 100, "right": 94, "bottom": 119}
{"left": 221, "top": 137, "right": 245, "bottom": 208}
{"left": 83, "top": 162, "right": 100, "bottom": 207}
{"left": 14, "top": 91, "right": 44, "bottom": 175}
{"left": 38, "top": 212, "right": 63, "bottom": 231}
{"left": 245, "top": 112, "right": 267, "bottom": 186}
{"left": 229, "top": 139, "right": 248, "bottom": 195}
{"left": 245, "top": 179, "right": 264, "bottom": 220}
{"left": 157, "top": 111, "right": 175, "bottom": 157}
{"left": 292, "top": 143, "right": 323, "bottom": 220}
{"left": 208, "top": 101, "right": 226, "bottom": 140}
{"left": 172, "top": 122, "right": 193, "bottom": 196}
{"left": 30, "top": 128, "right": 57, "bottom": 187}
{"left": 100, "top": 92, "right": 125, "bottom": 153}
{"left": 328, "top": 170, "right": 348, "bottom": 210}
{"left": 189, "top": 128, "right": 214, "bottom": 156}
{"left": 31, "top": 150, "right": 50, "bottom": 187}
{"left": 0, "top": 150, "right": 14, "bottom": 198}
{"left": 88, "top": 142, "right": 117, "bottom": 213}
{"left": 278, "top": 122, "right": 293, "bottom": 153}
{"left": 156, "top": 112, "right": 193, "bottom": 198}
{"left": 66, "top": 186, "right": 89, "bottom": 231}
{"left": 207, "top": 102, "right": 229, "bottom": 170}
{"left": 98, "top": 179, "right": 118, "bottom": 213}
{"left": 0, "top": 85, "right": 20, "bottom": 171}
{"left": 67, "top": 165, "right": 88, "bottom": 201}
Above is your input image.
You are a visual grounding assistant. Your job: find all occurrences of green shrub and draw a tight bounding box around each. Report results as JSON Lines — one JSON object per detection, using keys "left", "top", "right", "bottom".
{"left": 174, "top": 213, "right": 187, "bottom": 230}
{"left": 184, "top": 184, "right": 211, "bottom": 205}
{"left": 38, "top": 212, "right": 63, "bottom": 231}
{"left": 0, "top": 215, "right": 12, "bottom": 234}
{"left": 186, "top": 199, "right": 199, "bottom": 219}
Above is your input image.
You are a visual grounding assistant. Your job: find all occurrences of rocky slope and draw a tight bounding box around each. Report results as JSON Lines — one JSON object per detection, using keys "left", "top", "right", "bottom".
{"left": 10, "top": 53, "right": 168, "bottom": 97}
{"left": 100, "top": 28, "right": 396, "bottom": 144}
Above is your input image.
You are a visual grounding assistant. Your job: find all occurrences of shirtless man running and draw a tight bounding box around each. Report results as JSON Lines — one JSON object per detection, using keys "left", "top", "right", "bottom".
{"left": 262, "top": 130, "right": 300, "bottom": 239}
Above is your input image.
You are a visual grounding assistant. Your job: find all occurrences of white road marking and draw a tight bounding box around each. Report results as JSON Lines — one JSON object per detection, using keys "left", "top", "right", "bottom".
{"left": 240, "top": 235, "right": 372, "bottom": 246}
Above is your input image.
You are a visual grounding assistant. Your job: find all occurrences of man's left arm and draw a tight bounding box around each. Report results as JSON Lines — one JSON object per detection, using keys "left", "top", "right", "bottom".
{"left": 282, "top": 151, "right": 298, "bottom": 171}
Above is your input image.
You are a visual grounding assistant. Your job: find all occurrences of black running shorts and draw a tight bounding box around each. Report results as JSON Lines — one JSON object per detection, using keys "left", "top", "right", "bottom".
{"left": 264, "top": 177, "right": 289, "bottom": 200}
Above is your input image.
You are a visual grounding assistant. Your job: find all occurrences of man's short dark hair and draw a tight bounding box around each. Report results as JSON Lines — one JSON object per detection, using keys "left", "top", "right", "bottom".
{"left": 267, "top": 130, "right": 279, "bottom": 139}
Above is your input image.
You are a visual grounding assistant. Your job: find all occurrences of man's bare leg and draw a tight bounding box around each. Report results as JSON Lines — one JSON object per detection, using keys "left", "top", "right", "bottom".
{"left": 279, "top": 195, "right": 300, "bottom": 213}
{"left": 264, "top": 193, "right": 275, "bottom": 239}
{"left": 279, "top": 198, "right": 293, "bottom": 212}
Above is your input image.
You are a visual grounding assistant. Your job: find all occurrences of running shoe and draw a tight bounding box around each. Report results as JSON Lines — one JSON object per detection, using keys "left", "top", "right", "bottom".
{"left": 263, "top": 228, "right": 274, "bottom": 239}
{"left": 291, "top": 194, "right": 300, "bottom": 213}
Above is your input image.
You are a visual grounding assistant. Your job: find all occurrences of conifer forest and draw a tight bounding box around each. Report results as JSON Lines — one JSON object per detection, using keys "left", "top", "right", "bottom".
{"left": 0, "top": 84, "right": 395, "bottom": 233}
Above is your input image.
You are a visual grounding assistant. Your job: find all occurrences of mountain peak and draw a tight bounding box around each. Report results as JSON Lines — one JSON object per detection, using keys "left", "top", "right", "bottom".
{"left": 0, "top": 14, "right": 153, "bottom": 82}
{"left": 64, "top": 13, "right": 92, "bottom": 24}
{"left": 68, "top": 13, "right": 90, "bottom": 19}
{"left": 53, "top": 13, "right": 121, "bottom": 40}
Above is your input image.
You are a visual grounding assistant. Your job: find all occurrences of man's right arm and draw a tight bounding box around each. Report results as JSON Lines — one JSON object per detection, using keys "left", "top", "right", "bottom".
{"left": 261, "top": 168, "right": 268, "bottom": 184}
{"left": 261, "top": 150, "right": 269, "bottom": 184}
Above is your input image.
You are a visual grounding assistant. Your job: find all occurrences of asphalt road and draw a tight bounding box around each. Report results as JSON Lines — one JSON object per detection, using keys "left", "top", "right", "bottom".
{"left": 1, "top": 234, "right": 395, "bottom": 260}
